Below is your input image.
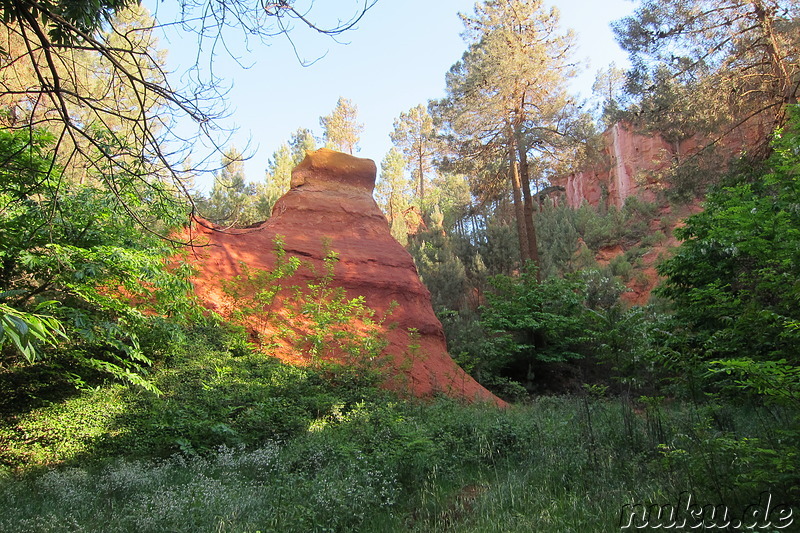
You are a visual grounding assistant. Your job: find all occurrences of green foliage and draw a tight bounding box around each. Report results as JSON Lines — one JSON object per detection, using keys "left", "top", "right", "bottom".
{"left": 613, "top": 0, "right": 799, "bottom": 144}
{"left": 534, "top": 198, "right": 581, "bottom": 279}
{"left": 1, "top": 391, "right": 792, "bottom": 532}
{"left": 0, "top": 126, "right": 195, "bottom": 391}
{"left": 703, "top": 358, "right": 800, "bottom": 492}
{"left": 588, "top": 305, "right": 673, "bottom": 395}
{"left": 390, "top": 104, "right": 438, "bottom": 203}
{"left": 197, "top": 146, "right": 269, "bottom": 226}
{"left": 222, "top": 235, "right": 301, "bottom": 338}
{"left": 579, "top": 268, "right": 627, "bottom": 311}
{"left": 223, "top": 236, "right": 391, "bottom": 374}
{"left": 289, "top": 246, "right": 388, "bottom": 365}
{"left": 531, "top": 196, "right": 659, "bottom": 280}
{"left": 480, "top": 266, "right": 591, "bottom": 373}
{"left": 426, "top": 195, "right": 671, "bottom": 396}
{"left": 657, "top": 110, "right": 800, "bottom": 365}
{"left": 653, "top": 110, "right": 800, "bottom": 497}
{"left": 0, "top": 302, "right": 66, "bottom": 363}
{"left": 0, "top": 0, "right": 134, "bottom": 46}
{"left": 433, "top": 0, "right": 585, "bottom": 267}
{"left": 468, "top": 218, "right": 520, "bottom": 278}
{"left": 375, "top": 148, "right": 410, "bottom": 241}
{"left": 574, "top": 197, "right": 657, "bottom": 251}
{"left": 408, "top": 229, "right": 468, "bottom": 313}
{"left": 320, "top": 96, "right": 363, "bottom": 154}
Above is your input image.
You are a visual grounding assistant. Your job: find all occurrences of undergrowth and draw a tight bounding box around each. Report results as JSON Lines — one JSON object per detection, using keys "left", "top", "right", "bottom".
{"left": 1, "top": 322, "right": 795, "bottom": 532}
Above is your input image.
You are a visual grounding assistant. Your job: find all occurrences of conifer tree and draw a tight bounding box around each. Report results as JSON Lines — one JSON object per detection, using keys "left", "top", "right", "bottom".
{"left": 375, "top": 148, "right": 411, "bottom": 231}
{"left": 320, "top": 97, "right": 363, "bottom": 154}
{"left": 263, "top": 143, "right": 295, "bottom": 210}
{"left": 613, "top": 0, "right": 800, "bottom": 144}
{"left": 390, "top": 104, "right": 438, "bottom": 204}
{"left": 289, "top": 128, "right": 317, "bottom": 163}
{"left": 201, "top": 147, "right": 263, "bottom": 226}
{"left": 434, "top": 0, "right": 580, "bottom": 275}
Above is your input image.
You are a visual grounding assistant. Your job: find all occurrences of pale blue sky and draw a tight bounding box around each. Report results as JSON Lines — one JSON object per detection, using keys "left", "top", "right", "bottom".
{"left": 150, "top": 0, "right": 636, "bottom": 190}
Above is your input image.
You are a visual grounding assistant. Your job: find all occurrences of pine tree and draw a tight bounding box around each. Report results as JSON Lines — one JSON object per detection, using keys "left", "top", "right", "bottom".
{"left": 390, "top": 104, "right": 438, "bottom": 204}
{"left": 201, "top": 147, "right": 262, "bottom": 226}
{"left": 375, "top": 148, "right": 411, "bottom": 228}
{"left": 613, "top": 0, "right": 800, "bottom": 144}
{"left": 288, "top": 128, "right": 317, "bottom": 163}
{"left": 434, "top": 0, "right": 580, "bottom": 274}
{"left": 263, "top": 143, "right": 295, "bottom": 210}
{"left": 320, "top": 97, "right": 363, "bottom": 154}
{"left": 0, "top": 4, "right": 169, "bottom": 184}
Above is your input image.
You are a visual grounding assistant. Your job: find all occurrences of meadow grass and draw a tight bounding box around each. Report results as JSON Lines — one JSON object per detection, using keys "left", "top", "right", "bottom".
{"left": 0, "top": 332, "right": 794, "bottom": 532}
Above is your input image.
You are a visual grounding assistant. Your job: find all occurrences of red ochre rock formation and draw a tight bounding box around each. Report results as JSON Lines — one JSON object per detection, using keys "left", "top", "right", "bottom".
{"left": 553, "top": 122, "right": 760, "bottom": 208}
{"left": 186, "top": 148, "right": 503, "bottom": 406}
{"left": 554, "top": 121, "right": 760, "bottom": 304}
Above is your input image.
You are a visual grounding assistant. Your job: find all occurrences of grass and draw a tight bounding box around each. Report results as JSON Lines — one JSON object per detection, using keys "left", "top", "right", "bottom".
{"left": 1, "top": 399, "right": 648, "bottom": 532}
{"left": 0, "top": 328, "right": 796, "bottom": 532}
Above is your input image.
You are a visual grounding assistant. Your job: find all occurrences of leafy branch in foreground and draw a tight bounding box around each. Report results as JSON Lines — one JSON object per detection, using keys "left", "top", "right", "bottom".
{"left": 0, "top": 126, "right": 196, "bottom": 392}
{"left": 0, "top": 301, "right": 67, "bottom": 363}
{"left": 0, "top": 0, "right": 377, "bottom": 233}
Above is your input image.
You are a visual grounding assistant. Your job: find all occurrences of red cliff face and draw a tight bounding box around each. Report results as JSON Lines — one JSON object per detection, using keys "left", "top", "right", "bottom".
{"left": 554, "top": 122, "right": 755, "bottom": 304}
{"left": 186, "top": 148, "right": 503, "bottom": 406}
{"left": 557, "top": 123, "right": 683, "bottom": 208}
{"left": 556, "top": 122, "right": 764, "bottom": 208}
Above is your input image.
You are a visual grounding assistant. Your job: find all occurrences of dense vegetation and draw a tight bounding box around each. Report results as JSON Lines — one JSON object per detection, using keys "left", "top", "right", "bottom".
{"left": 2, "top": 318, "right": 796, "bottom": 531}
{"left": 1, "top": 0, "right": 799, "bottom": 530}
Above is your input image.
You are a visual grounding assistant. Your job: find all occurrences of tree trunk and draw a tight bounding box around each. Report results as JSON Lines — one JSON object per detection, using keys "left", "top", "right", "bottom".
{"left": 418, "top": 143, "right": 425, "bottom": 201}
{"left": 508, "top": 132, "right": 530, "bottom": 264}
{"left": 751, "top": 0, "right": 797, "bottom": 107}
{"left": 516, "top": 126, "right": 540, "bottom": 280}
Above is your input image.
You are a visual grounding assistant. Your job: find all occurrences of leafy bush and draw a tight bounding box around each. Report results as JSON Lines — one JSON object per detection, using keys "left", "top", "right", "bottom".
{"left": 0, "top": 127, "right": 195, "bottom": 392}
{"left": 478, "top": 266, "right": 592, "bottom": 392}
{"left": 655, "top": 108, "right": 800, "bottom": 498}
{"left": 657, "top": 109, "right": 800, "bottom": 366}
{"left": 0, "top": 302, "right": 66, "bottom": 363}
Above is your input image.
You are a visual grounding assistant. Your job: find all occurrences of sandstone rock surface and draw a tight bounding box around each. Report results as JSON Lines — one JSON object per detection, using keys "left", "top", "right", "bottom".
{"left": 554, "top": 122, "right": 759, "bottom": 208}
{"left": 554, "top": 121, "right": 759, "bottom": 304}
{"left": 187, "top": 148, "right": 503, "bottom": 406}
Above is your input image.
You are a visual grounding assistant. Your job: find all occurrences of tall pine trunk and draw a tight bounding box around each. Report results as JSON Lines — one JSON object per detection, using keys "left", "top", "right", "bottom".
{"left": 508, "top": 130, "right": 530, "bottom": 263}
{"left": 516, "top": 126, "right": 540, "bottom": 280}
{"left": 417, "top": 143, "right": 425, "bottom": 201}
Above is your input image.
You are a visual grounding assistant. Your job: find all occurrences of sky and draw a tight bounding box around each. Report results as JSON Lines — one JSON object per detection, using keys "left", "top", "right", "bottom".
{"left": 148, "top": 0, "right": 637, "bottom": 191}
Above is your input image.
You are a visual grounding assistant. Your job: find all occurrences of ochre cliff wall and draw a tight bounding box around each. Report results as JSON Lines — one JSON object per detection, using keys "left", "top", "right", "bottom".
{"left": 555, "top": 122, "right": 760, "bottom": 305}
{"left": 555, "top": 122, "right": 760, "bottom": 208}
{"left": 558, "top": 123, "right": 684, "bottom": 207}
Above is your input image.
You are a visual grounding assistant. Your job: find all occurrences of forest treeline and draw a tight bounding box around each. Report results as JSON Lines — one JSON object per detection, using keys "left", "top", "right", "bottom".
{"left": 0, "top": 0, "right": 799, "bottom": 527}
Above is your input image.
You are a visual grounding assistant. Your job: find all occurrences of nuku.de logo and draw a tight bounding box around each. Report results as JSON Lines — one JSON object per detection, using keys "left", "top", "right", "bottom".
{"left": 619, "top": 491, "right": 794, "bottom": 530}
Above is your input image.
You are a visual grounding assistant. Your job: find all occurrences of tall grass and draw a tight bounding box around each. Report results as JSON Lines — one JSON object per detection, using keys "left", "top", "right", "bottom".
{"left": 1, "top": 325, "right": 794, "bottom": 532}
{"left": 2, "top": 393, "right": 787, "bottom": 532}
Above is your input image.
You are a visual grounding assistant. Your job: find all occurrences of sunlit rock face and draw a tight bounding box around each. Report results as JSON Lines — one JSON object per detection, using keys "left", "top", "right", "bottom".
{"left": 187, "top": 148, "right": 504, "bottom": 406}
{"left": 553, "top": 122, "right": 754, "bottom": 306}
{"left": 555, "top": 123, "right": 675, "bottom": 208}
{"left": 553, "top": 121, "right": 762, "bottom": 208}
